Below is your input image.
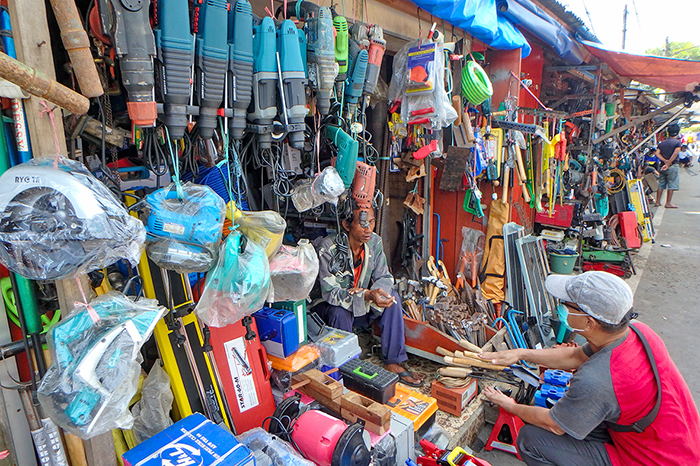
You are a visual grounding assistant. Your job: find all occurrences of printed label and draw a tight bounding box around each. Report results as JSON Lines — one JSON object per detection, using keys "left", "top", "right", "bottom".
{"left": 321, "top": 332, "right": 346, "bottom": 345}
{"left": 14, "top": 175, "right": 40, "bottom": 184}
{"left": 399, "top": 396, "right": 429, "bottom": 416}
{"left": 223, "top": 337, "right": 259, "bottom": 413}
{"left": 163, "top": 222, "right": 186, "bottom": 235}
{"left": 297, "top": 307, "right": 305, "bottom": 344}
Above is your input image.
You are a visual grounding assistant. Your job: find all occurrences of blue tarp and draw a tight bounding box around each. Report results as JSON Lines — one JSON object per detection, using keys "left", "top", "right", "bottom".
{"left": 496, "top": 0, "right": 584, "bottom": 64}
{"left": 410, "top": 0, "right": 531, "bottom": 58}
{"left": 408, "top": 0, "right": 586, "bottom": 63}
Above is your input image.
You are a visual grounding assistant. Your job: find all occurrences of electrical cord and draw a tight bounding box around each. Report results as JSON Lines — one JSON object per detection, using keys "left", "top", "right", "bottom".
{"left": 262, "top": 415, "right": 306, "bottom": 458}
{"left": 141, "top": 126, "right": 170, "bottom": 176}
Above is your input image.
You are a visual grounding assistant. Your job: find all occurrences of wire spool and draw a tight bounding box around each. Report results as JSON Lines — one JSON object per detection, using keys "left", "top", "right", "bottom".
{"left": 461, "top": 61, "right": 493, "bottom": 106}
{"left": 606, "top": 168, "right": 626, "bottom": 194}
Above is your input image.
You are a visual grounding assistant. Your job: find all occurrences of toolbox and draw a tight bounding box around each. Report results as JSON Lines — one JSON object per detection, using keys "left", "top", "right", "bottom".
{"left": 386, "top": 384, "right": 438, "bottom": 431}
{"left": 430, "top": 379, "right": 478, "bottom": 417}
{"left": 272, "top": 300, "right": 307, "bottom": 345}
{"left": 389, "top": 412, "right": 416, "bottom": 466}
{"left": 618, "top": 211, "right": 641, "bottom": 248}
{"left": 534, "top": 203, "right": 575, "bottom": 229}
{"left": 208, "top": 316, "right": 276, "bottom": 434}
{"left": 123, "top": 413, "right": 255, "bottom": 466}
{"left": 316, "top": 327, "right": 362, "bottom": 367}
{"left": 339, "top": 359, "right": 398, "bottom": 404}
{"left": 253, "top": 307, "right": 300, "bottom": 358}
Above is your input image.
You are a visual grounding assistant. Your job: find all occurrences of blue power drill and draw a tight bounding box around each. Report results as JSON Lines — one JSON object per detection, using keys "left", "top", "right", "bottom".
{"left": 154, "top": 0, "right": 194, "bottom": 141}
{"left": 193, "top": 0, "right": 228, "bottom": 140}
{"left": 249, "top": 16, "right": 278, "bottom": 149}
{"left": 345, "top": 47, "right": 368, "bottom": 120}
{"left": 228, "top": 0, "right": 254, "bottom": 141}
{"left": 277, "top": 19, "right": 307, "bottom": 150}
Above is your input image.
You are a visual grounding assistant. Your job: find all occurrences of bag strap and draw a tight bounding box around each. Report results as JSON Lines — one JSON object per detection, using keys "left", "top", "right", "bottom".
{"left": 607, "top": 324, "right": 662, "bottom": 434}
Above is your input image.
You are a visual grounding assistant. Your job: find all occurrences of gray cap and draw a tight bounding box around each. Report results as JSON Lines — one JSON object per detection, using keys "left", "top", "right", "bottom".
{"left": 545, "top": 271, "right": 634, "bottom": 325}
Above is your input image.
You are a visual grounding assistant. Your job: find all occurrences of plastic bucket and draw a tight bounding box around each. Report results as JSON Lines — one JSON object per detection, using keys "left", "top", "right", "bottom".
{"left": 549, "top": 252, "right": 578, "bottom": 274}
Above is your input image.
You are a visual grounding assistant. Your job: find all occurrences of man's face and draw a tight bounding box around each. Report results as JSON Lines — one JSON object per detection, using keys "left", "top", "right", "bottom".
{"left": 346, "top": 208, "right": 376, "bottom": 244}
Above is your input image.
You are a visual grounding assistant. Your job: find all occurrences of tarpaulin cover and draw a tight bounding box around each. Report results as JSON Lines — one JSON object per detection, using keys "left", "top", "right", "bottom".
{"left": 410, "top": 0, "right": 531, "bottom": 57}
{"left": 497, "top": 0, "right": 584, "bottom": 64}
{"left": 582, "top": 40, "right": 700, "bottom": 92}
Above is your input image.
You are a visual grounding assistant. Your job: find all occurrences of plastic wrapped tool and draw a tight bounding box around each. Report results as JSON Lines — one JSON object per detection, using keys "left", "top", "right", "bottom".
{"left": 269, "top": 239, "right": 319, "bottom": 302}
{"left": 0, "top": 155, "right": 146, "bottom": 280}
{"left": 237, "top": 428, "right": 316, "bottom": 466}
{"left": 459, "top": 227, "right": 486, "bottom": 284}
{"left": 37, "top": 292, "right": 165, "bottom": 439}
{"left": 195, "top": 230, "right": 271, "bottom": 327}
{"left": 131, "top": 362, "right": 174, "bottom": 444}
{"left": 143, "top": 182, "right": 226, "bottom": 273}
{"left": 229, "top": 204, "right": 286, "bottom": 259}
{"left": 291, "top": 166, "right": 345, "bottom": 213}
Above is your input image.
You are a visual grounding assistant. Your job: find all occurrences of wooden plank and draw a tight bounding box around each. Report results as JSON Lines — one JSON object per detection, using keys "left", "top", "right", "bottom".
{"left": 291, "top": 369, "right": 343, "bottom": 400}
{"left": 7, "top": 0, "right": 68, "bottom": 157}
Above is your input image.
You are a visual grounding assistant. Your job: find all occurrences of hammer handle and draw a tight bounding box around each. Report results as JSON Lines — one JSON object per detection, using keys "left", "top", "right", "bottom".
{"left": 444, "top": 356, "right": 507, "bottom": 371}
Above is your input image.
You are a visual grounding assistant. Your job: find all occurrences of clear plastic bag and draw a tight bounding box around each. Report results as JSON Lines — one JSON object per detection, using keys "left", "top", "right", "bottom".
{"left": 194, "top": 231, "right": 271, "bottom": 328}
{"left": 459, "top": 227, "right": 486, "bottom": 284}
{"left": 291, "top": 166, "right": 345, "bottom": 213}
{"left": 372, "top": 431, "right": 397, "bottom": 466}
{"left": 131, "top": 362, "right": 174, "bottom": 444}
{"left": 231, "top": 206, "right": 287, "bottom": 259}
{"left": 388, "top": 41, "right": 413, "bottom": 105}
{"left": 38, "top": 292, "right": 165, "bottom": 439}
{"left": 143, "top": 182, "right": 226, "bottom": 273}
{"left": 237, "top": 428, "right": 316, "bottom": 466}
{"left": 0, "top": 155, "right": 146, "bottom": 280}
{"left": 269, "top": 239, "right": 319, "bottom": 303}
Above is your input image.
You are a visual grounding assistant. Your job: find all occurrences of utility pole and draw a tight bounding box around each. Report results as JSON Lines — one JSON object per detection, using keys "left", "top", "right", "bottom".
{"left": 622, "top": 4, "right": 628, "bottom": 50}
{"left": 665, "top": 36, "right": 671, "bottom": 56}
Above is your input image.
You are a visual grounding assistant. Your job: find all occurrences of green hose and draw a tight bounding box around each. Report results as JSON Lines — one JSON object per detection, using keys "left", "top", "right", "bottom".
{"left": 461, "top": 61, "right": 493, "bottom": 106}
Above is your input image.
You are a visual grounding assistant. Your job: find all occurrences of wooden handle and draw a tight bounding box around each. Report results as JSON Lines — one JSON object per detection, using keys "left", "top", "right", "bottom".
{"left": 458, "top": 339, "right": 482, "bottom": 352}
{"left": 464, "top": 115, "right": 476, "bottom": 142}
{"left": 502, "top": 167, "right": 510, "bottom": 202}
{"left": 0, "top": 51, "right": 90, "bottom": 114}
{"left": 438, "top": 367, "right": 470, "bottom": 378}
{"left": 444, "top": 356, "right": 507, "bottom": 371}
{"left": 47, "top": 0, "right": 103, "bottom": 98}
{"left": 452, "top": 95, "right": 463, "bottom": 126}
{"left": 436, "top": 346, "right": 455, "bottom": 357}
{"left": 514, "top": 145, "right": 527, "bottom": 182}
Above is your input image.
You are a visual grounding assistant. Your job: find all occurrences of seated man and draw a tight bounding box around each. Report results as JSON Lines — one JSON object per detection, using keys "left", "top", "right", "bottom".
{"left": 313, "top": 204, "right": 423, "bottom": 387}
{"left": 480, "top": 271, "right": 700, "bottom": 466}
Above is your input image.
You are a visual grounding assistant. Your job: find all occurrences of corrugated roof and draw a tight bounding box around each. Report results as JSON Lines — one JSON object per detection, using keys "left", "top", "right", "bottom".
{"left": 534, "top": 0, "right": 599, "bottom": 43}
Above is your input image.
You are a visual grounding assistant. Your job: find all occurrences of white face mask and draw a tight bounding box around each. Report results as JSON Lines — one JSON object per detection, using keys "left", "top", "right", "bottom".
{"left": 557, "top": 304, "right": 588, "bottom": 333}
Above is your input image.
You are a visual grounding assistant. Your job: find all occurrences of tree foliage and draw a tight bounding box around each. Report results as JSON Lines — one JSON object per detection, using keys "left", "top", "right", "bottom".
{"left": 646, "top": 41, "right": 700, "bottom": 60}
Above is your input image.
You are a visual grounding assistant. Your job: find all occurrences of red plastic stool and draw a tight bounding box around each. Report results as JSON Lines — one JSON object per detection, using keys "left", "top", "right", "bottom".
{"left": 485, "top": 407, "right": 524, "bottom": 460}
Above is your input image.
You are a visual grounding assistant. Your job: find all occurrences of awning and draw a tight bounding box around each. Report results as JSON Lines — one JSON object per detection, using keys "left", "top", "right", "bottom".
{"left": 582, "top": 41, "right": 700, "bottom": 92}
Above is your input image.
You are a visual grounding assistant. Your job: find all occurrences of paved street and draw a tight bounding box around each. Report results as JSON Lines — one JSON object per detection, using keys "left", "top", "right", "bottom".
{"left": 472, "top": 168, "right": 700, "bottom": 465}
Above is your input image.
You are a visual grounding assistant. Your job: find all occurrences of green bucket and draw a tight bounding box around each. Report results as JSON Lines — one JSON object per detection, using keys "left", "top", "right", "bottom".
{"left": 549, "top": 252, "right": 579, "bottom": 274}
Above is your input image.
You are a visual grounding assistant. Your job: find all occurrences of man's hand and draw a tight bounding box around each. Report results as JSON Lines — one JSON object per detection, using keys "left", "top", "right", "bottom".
{"left": 661, "top": 163, "right": 670, "bottom": 171}
{"left": 349, "top": 287, "right": 367, "bottom": 296}
{"left": 478, "top": 349, "right": 522, "bottom": 366}
{"left": 365, "top": 289, "right": 396, "bottom": 308}
{"left": 482, "top": 386, "right": 516, "bottom": 409}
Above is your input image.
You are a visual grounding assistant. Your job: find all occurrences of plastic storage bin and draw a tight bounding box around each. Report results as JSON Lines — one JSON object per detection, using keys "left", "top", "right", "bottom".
{"left": 253, "top": 307, "right": 299, "bottom": 358}
{"left": 272, "top": 300, "right": 308, "bottom": 345}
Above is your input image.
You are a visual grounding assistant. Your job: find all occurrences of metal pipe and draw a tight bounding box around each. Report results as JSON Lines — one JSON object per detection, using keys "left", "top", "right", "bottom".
{"left": 622, "top": 106, "right": 686, "bottom": 158}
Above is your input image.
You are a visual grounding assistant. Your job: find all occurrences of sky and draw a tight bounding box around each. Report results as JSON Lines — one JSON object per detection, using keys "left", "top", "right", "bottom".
{"left": 557, "top": 0, "right": 700, "bottom": 55}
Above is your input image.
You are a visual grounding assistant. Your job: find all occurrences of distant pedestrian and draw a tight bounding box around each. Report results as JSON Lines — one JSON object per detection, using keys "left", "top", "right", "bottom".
{"left": 655, "top": 123, "right": 682, "bottom": 209}
{"left": 678, "top": 144, "right": 696, "bottom": 168}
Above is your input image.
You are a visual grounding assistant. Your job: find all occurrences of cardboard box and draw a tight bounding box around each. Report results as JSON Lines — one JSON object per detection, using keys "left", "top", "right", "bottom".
{"left": 123, "top": 413, "right": 255, "bottom": 466}
{"left": 431, "top": 379, "right": 478, "bottom": 417}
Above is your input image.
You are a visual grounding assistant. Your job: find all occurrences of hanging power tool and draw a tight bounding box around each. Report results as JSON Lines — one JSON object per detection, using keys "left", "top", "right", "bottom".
{"left": 333, "top": 15, "right": 349, "bottom": 95}
{"left": 282, "top": 2, "right": 337, "bottom": 117}
{"left": 363, "top": 25, "right": 385, "bottom": 97}
{"left": 95, "top": 0, "right": 157, "bottom": 126}
{"left": 193, "top": 0, "right": 228, "bottom": 140}
{"left": 228, "top": 0, "right": 255, "bottom": 141}
{"left": 249, "top": 16, "right": 278, "bottom": 149}
{"left": 352, "top": 161, "right": 376, "bottom": 209}
{"left": 277, "top": 19, "right": 308, "bottom": 149}
{"left": 153, "top": 0, "right": 194, "bottom": 141}
{"left": 269, "top": 394, "right": 370, "bottom": 466}
{"left": 344, "top": 48, "right": 368, "bottom": 119}
{"left": 326, "top": 125, "right": 359, "bottom": 188}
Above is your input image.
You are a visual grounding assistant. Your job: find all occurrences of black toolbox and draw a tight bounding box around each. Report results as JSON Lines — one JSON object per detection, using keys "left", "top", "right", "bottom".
{"left": 339, "top": 359, "right": 398, "bottom": 404}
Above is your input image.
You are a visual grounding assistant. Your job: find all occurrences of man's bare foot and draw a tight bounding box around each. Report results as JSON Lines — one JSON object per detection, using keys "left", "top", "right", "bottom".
{"left": 385, "top": 363, "right": 423, "bottom": 387}
{"left": 665, "top": 204, "right": 679, "bottom": 209}
{"left": 654, "top": 203, "right": 662, "bottom": 207}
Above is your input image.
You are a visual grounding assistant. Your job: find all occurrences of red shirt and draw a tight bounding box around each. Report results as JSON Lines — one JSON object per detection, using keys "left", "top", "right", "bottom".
{"left": 606, "top": 323, "right": 700, "bottom": 465}
{"left": 352, "top": 248, "right": 365, "bottom": 288}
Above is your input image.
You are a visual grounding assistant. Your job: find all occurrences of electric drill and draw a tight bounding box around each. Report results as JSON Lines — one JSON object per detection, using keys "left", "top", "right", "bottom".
{"left": 249, "top": 16, "right": 278, "bottom": 149}
{"left": 277, "top": 19, "right": 307, "bottom": 149}
{"left": 96, "top": 0, "right": 156, "bottom": 126}
{"left": 154, "top": 0, "right": 194, "bottom": 141}
{"left": 325, "top": 125, "right": 359, "bottom": 188}
{"left": 193, "top": 0, "right": 228, "bottom": 140}
{"left": 333, "top": 15, "right": 349, "bottom": 84}
{"left": 228, "top": 0, "right": 254, "bottom": 141}
{"left": 364, "top": 25, "right": 385, "bottom": 96}
{"left": 345, "top": 48, "right": 368, "bottom": 119}
{"left": 302, "top": 5, "right": 337, "bottom": 116}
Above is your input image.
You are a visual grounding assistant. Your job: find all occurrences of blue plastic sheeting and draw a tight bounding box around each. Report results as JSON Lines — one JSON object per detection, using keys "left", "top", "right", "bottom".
{"left": 410, "top": 0, "right": 531, "bottom": 58}
{"left": 496, "top": 0, "right": 584, "bottom": 64}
